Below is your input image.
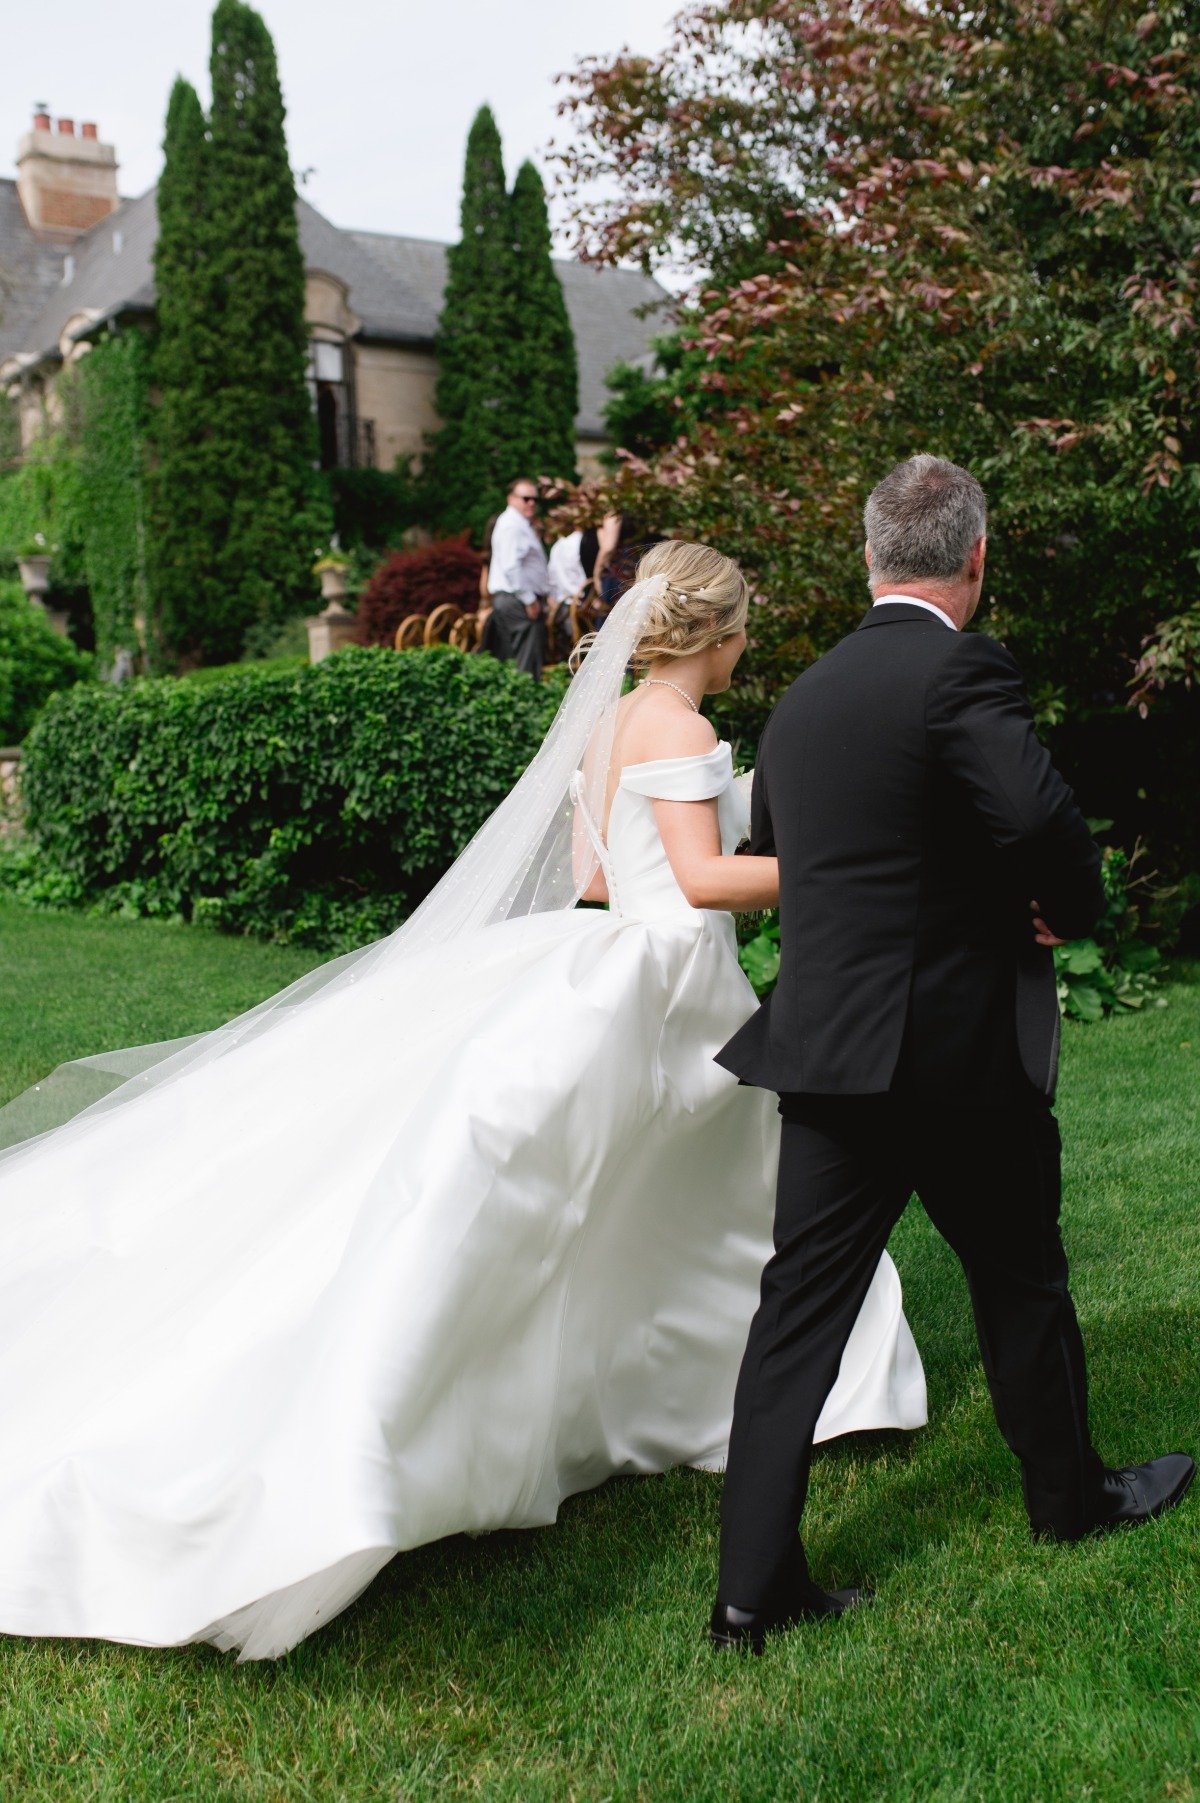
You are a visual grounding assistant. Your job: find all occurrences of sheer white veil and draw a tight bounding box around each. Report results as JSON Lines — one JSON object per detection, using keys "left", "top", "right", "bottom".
{"left": 0, "top": 575, "right": 666, "bottom": 1161}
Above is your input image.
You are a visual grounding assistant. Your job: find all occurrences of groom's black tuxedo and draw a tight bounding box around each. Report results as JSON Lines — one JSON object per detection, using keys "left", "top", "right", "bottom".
{"left": 718, "top": 602, "right": 1103, "bottom": 1101}
{"left": 715, "top": 603, "right": 1108, "bottom": 1613}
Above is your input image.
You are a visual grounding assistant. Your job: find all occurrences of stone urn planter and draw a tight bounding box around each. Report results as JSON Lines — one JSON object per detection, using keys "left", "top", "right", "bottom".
{"left": 307, "top": 556, "right": 356, "bottom": 662}
{"left": 17, "top": 554, "right": 69, "bottom": 635}
{"left": 318, "top": 563, "right": 348, "bottom": 604}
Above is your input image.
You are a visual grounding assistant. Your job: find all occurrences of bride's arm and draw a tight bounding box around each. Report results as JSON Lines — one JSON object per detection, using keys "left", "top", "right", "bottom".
{"left": 653, "top": 797, "right": 779, "bottom": 911}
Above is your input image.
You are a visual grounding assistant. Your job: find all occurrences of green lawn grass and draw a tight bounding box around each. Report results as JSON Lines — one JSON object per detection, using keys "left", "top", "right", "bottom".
{"left": 0, "top": 899, "right": 324, "bottom": 1105}
{"left": 1, "top": 897, "right": 1198, "bottom": 1801}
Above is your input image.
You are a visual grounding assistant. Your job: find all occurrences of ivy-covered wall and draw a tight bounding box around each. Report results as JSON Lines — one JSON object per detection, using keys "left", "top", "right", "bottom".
{"left": 0, "top": 334, "right": 151, "bottom": 673}
{"left": 0, "top": 416, "right": 86, "bottom": 590}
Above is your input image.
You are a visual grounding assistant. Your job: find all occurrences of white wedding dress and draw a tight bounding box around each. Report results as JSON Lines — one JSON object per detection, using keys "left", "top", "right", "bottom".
{"left": 0, "top": 738, "right": 925, "bottom": 1660}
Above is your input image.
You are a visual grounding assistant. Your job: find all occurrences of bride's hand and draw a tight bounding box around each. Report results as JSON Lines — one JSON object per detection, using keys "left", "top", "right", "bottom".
{"left": 1030, "top": 900, "right": 1068, "bottom": 947}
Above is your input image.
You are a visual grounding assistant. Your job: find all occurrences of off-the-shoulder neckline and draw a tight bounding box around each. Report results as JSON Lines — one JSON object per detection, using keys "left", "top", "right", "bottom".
{"left": 618, "top": 739, "right": 731, "bottom": 777}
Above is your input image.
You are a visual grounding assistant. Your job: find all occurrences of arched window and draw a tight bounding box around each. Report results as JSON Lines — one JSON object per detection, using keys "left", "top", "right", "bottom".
{"left": 307, "top": 338, "right": 348, "bottom": 469}
{"left": 305, "top": 336, "right": 375, "bottom": 469}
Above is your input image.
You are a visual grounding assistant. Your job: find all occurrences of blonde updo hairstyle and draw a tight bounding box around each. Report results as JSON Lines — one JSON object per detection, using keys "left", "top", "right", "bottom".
{"left": 628, "top": 539, "right": 749, "bottom": 671}
{"left": 570, "top": 538, "right": 749, "bottom": 673}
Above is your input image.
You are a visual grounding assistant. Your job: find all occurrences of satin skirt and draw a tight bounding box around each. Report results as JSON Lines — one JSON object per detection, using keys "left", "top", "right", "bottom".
{"left": 0, "top": 907, "right": 926, "bottom": 1658}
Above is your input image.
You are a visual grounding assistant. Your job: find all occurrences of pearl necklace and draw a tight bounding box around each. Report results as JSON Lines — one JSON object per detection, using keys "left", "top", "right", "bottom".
{"left": 642, "top": 677, "right": 699, "bottom": 712}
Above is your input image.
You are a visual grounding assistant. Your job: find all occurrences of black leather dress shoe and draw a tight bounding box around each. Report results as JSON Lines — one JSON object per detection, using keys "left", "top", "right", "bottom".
{"left": 1091, "top": 1454, "right": 1195, "bottom": 1532}
{"left": 709, "top": 1584, "right": 868, "bottom": 1655}
{"left": 1034, "top": 1453, "right": 1195, "bottom": 1542}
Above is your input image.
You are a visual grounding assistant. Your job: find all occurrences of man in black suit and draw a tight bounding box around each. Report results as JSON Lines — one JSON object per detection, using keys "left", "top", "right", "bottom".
{"left": 710, "top": 454, "right": 1194, "bottom": 1653}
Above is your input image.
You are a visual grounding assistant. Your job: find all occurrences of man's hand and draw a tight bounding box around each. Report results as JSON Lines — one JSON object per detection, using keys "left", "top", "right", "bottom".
{"left": 1030, "top": 900, "right": 1068, "bottom": 948}
{"left": 525, "top": 600, "right": 542, "bottom": 622}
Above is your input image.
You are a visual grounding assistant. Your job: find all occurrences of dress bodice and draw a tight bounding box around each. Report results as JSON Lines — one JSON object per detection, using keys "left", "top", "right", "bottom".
{"left": 601, "top": 741, "right": 748, "bottom": 919}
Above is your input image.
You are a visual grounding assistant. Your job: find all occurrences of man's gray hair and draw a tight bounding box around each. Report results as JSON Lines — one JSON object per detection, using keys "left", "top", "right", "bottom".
{"left": 864, "top": 454, "right": 987, "bottom": 586}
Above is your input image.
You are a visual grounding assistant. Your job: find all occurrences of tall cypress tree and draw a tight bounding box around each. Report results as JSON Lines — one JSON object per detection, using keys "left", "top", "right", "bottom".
{"left": 78, "top": 331, "right": 152, "bottom": 668}
{"left": 147, "top": 76, "right": 220, "bottom": 666}
{"left": 508, "top": 160, "right": 578, "bottom": 485}
{"left": 424, "top": 106, "right": 520, "bottom": 533}
{"left": 204, "top": 0, "right": 329, "bottom": 653}
{"left": 149, "top": 14, "right": 329, "bottom": 666}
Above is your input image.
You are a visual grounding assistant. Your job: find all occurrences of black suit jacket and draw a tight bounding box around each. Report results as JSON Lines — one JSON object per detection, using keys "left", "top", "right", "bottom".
{"left": 718, "top": 603, "right": 1103, "bottom": 1102}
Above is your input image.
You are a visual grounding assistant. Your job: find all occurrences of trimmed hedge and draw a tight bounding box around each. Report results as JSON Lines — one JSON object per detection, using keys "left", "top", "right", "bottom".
{"left": 20, "top": 646, "right": 557, "bottom": 948}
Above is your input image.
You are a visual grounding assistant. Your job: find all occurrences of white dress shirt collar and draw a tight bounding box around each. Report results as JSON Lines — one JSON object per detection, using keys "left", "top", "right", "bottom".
{"left": 871, "top": 594, "right": 957, "bottom": 630}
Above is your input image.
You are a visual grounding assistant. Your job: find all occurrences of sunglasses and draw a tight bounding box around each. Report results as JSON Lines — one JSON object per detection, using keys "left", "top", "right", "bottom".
{"left": 514, "top": 494, "right": 537, "bottom": 504}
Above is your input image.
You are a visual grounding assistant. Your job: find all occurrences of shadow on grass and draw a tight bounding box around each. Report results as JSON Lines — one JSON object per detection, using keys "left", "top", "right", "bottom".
{"left": 42, "top": 1303, "right": 1198, "bottom": 1730}
{"left": 258, "top": 1434, "right": 948, "bottom": 1696}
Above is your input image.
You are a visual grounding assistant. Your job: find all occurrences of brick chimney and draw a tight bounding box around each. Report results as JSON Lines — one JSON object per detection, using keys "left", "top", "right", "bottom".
{"left": 17, "top": 108, "right": 119, "bottom": 237}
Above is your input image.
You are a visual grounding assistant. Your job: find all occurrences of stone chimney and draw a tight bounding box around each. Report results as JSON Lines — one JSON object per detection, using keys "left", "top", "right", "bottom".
{"left": 17, "top": 107, "right": 119, "bottom": 237}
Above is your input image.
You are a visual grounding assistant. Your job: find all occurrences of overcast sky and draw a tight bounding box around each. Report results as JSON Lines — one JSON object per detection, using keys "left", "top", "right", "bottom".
{"left": 0, "top": 0, "right": 679, "bottom": 249}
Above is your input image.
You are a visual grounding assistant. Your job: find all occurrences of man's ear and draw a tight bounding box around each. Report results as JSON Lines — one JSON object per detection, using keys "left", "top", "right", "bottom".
{"left": 864, "top": 542, "right": 873, "bottom": 572}
{"left": 968, "top": 535, "right": 987, "bottom": 580}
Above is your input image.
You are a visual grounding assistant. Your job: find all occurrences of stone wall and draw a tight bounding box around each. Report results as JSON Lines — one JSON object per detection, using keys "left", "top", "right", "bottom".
{"left": 352, "top": 341, "right": 439, "bottom": 468}
{"left": 0, "top": 747, "right": 21, "bottom": 829}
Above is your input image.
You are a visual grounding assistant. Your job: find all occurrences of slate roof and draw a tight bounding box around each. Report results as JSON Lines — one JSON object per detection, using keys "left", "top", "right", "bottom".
{"left": 1, "top": 181, "right": 671, "bottom": 439}
{"left": 0, "top": 178, "right": 73, "bottom": 362}
{"left": 349, "top": 229, "right": 670, "bottom": 438}
{"left": 1, "top": 183, "right": 158, "bottom": 365}
{"left": 294, "top": 199, "right": 433, "bottom": 342}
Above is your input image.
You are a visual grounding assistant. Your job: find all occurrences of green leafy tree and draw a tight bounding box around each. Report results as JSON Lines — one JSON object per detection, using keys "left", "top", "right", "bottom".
{"left": 507, "top": 160, "right": 578, "bottom": 486}
{"left": 600, "top": 331, "right": 721, "bottom": 468}
{"left": 0, "top": 578, "right": 92, "bottom": 743}
{"left": 557, "top": 0, "right": 1200, "bottom": 764}
{"left": 204, "top": 0, "right": 329, "bottom": 652}
{"left": 424, "top": 107, "right": 520, "bottom": 534}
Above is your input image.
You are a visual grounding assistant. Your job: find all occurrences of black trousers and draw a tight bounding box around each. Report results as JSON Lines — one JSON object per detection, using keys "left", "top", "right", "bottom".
{"left": 717, "top": 1090, "right": 1103, "bottom": 1608}
{"left": 489, "top": 592, "right": 545, "bottom": 679}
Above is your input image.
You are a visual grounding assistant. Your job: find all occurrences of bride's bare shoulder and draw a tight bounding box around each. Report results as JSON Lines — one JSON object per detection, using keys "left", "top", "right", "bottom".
{"left": 619, "top": 693, "right": 718, "bottom": 766}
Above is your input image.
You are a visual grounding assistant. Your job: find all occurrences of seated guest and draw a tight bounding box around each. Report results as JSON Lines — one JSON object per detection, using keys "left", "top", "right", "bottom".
{"left": 547, "top": 528, "right": 587, "bottom": 608}
{"left": 546, "top": 524, "right": 604, "bottom": 663}
{"left": 486, "top": 479, "right": 551, "bottom": 678}
{"left": 579, "top": 524, "right": 601, "bottom": 589}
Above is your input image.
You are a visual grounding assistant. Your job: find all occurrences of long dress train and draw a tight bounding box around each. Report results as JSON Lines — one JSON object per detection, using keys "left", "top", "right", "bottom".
{"left": 0, "top": 739, "right": 925, "bottom": 1658}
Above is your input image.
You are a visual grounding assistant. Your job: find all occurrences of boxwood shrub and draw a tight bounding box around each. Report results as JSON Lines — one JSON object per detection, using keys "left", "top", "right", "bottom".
{"left": 20, "top": 646, "right": 558, "bottom": 948}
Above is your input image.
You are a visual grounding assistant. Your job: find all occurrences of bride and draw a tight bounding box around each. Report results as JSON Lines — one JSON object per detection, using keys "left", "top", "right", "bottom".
{"left": 0, "top": 539, "right": 925, "bottom": 1660}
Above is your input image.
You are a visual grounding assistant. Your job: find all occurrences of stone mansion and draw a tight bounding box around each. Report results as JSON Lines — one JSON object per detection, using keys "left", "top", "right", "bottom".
{"left": 0, "top": 109, "right": 668, "bottom": 474}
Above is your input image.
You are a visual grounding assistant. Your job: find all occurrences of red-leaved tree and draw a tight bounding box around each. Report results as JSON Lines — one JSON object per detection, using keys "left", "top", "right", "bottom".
{"left": 553, "top": 0, "right": 1200, "bottom": 779}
